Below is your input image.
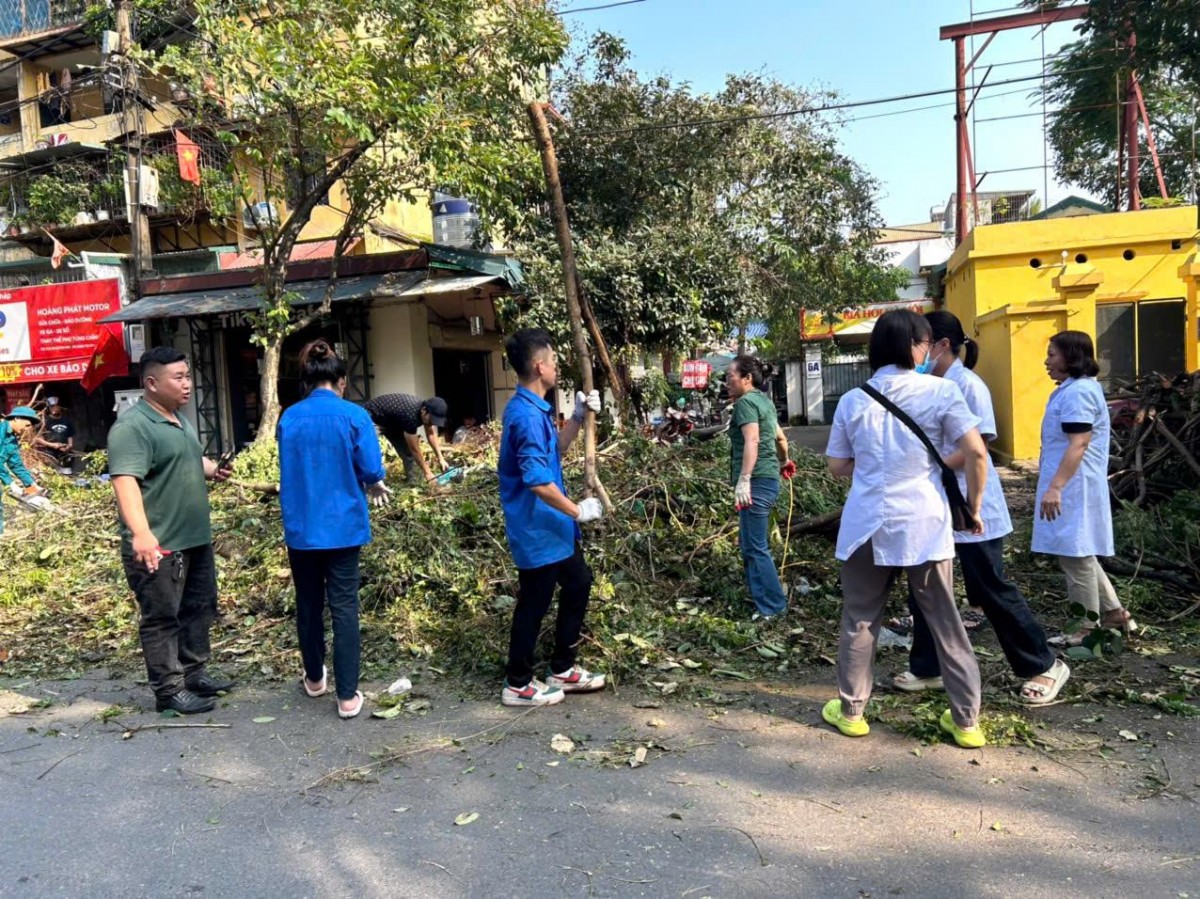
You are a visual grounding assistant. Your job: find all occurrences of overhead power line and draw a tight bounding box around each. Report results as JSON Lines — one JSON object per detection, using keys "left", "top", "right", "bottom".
{"left": 557, "top": 0, "right": 648, "bottom": 14}
{"left": 573, "top": 65, "right": 1111, "bottom": 139}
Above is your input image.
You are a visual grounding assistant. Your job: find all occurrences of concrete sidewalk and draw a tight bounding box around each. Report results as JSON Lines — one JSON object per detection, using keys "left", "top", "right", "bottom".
{"left": 2, "top": 670, "right": 1196, "bottom": 898}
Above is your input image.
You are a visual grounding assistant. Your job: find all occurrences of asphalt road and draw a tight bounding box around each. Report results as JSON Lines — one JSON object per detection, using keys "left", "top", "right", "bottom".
{"left": 2, "top": 668, "right": 1196, "bottom": 898}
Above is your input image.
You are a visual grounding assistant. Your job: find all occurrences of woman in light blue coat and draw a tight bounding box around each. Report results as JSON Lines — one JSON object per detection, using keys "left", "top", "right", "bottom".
{"left": 1032, "top": 330, "right": 1134, "bottom": 645}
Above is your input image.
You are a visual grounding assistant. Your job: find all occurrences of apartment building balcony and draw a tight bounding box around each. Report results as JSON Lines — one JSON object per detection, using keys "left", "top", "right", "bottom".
{"left": 0, "top": 131, "right": 238, "bottom": 245}
{"left": 0, "top": 0, "right": 86, "bottom": 44}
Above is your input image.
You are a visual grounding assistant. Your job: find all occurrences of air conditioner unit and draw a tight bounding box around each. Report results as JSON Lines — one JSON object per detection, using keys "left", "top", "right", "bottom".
{"left": 242, "top": 201, "right": 279, "bottom": 231}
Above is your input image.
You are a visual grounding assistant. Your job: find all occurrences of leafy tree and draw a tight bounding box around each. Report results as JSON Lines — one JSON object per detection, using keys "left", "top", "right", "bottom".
{"left": 143, "top": 0, "right": 567, "bottom": 441}
{"left": 1025, "top": 0, "right": 1200, "bottom": 206}
{"left": 509, "top": 35, "right": 902, "bottom": 417}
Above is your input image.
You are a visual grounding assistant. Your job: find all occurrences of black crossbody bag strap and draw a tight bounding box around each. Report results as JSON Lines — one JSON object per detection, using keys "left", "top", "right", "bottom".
{"left": 860, "top": 382, "right": 979, "bottom": 532}
{"left": 860, "top": 383, "right": 955, "bottom": 480}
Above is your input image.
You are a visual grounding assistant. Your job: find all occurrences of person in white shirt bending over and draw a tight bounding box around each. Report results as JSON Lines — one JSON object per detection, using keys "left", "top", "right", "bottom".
{"left": 893, "top": 311, "right": 1070, "bottom": 705}
{"left": 1033, "top": 330, "right": 1135, "bottom": 646}
{"left": 823, "top": 310, "right": 990, "bottom": 749}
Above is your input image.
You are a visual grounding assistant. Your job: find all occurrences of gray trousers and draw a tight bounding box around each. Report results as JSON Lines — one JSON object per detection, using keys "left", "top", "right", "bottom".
{"left": 839, "top": 540, "right": 981, "bottom": 727}
{"left": 1056, "top": 555, "right": 1121, "bottom": 617}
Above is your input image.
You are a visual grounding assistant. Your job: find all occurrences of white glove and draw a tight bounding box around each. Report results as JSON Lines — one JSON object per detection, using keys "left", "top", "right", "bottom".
{"left": 572, "top": 390, "right": 601, "bottom": 423}
{"left": 367, "top": 481, "right": 392, "bottom": 507}
{"left": 735, "top": 474, "right": 753, "bottom": 510}
{"left": 7, "top": 482, "right": 23, "bottom": 499}
{"left": 575, "top": 497, "right": 604, "bottom": 523}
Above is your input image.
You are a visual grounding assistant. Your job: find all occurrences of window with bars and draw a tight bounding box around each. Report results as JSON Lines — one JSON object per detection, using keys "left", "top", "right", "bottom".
{"left": 1096, "top": 299, "right": 1187, "bottom": 390}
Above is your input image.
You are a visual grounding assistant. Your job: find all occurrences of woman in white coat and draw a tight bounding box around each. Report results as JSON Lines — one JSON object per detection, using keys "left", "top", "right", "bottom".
{"left": 894, "top": 311, "right": 1069, "bottom": 704}
{"left": 824, "top": 310, "right": 990, "bottom": 749}
{"left": 1033, "top": 330, "right": 1135, "bottom": 644}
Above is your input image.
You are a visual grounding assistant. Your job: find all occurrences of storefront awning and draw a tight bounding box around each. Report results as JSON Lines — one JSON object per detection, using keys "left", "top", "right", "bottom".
{"left": 100, "top": 272, "right": 508, "bottom": 324}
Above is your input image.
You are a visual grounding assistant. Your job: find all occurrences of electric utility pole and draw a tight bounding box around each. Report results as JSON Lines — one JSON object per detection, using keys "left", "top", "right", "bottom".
{"left": 116, "top": 0, "right": 153, "bottom": 283}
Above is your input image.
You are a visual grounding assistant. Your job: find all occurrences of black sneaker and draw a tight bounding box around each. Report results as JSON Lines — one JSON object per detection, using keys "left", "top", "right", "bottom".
{"left": 156, "top": 689, "right": 217, "bottom": 715}
{"left": 185, "top": 673, "right": 235, "bottom": 697}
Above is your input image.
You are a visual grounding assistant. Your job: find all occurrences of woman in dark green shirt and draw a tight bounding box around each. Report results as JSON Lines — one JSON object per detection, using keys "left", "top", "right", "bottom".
{"left": 728, "top": 356, "right": 791, "bottom": 618}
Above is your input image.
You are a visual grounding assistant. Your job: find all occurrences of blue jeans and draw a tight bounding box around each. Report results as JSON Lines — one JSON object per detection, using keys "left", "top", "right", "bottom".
{"left": 288, "top": 546, "right": 362, "bottom": 700}
{"left": 739, "top": 477, "right": 788, "bottom": 617}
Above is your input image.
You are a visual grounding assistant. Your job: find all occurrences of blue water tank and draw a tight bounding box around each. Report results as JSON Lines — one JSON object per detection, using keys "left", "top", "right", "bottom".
{"left": 431, "top": 191, "right": 480, "bottom": 248}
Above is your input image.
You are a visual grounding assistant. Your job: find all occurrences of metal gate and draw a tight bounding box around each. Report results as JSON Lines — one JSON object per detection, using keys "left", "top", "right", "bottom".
{"left": 187, "top": 318, "right": 222, "bottom": 455}
{"left": 822, "top": 356, "right": 871, "bottom": 420}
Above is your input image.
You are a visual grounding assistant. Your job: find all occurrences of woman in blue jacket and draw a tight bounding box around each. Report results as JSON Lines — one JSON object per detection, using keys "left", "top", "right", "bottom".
{"left": 277, "top": 341, "right": 390, "bottom": 719}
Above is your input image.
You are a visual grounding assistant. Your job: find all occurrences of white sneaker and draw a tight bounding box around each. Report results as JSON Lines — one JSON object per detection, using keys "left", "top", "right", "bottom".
{"left": 501, "top": 678, "right": 565, "bottom": 707}
{"left": 546, "top": 665, "right": 607, "bottom": 693}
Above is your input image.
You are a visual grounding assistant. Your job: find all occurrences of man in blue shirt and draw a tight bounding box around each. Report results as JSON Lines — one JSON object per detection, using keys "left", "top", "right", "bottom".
{"left": 498, "top": 329, "right": 606, "bottom": 707}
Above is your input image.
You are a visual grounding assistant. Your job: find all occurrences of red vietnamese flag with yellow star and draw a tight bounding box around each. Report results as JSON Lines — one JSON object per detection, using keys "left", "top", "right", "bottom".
{"left": 174, "top": 129, "right": 201, "bottom": 186}
{"left": 80, "top": 326, "right": 130, "bottom": 393}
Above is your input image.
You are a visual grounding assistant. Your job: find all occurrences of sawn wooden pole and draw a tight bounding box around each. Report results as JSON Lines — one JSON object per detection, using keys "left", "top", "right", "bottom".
{"left": 526, "top": 101, "right": 612, "bottom": 511}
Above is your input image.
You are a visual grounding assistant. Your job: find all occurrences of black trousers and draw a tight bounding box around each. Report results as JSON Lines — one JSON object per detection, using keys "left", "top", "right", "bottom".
{"left": 122, "top": 544, "right": 218, "bottom": 698}
{"left": 288, "top": 547, "right": 362, "bottom": 701}
{"left": 381, "top": 428, "right": 422, "bottom": 485}
{"left": 506, "top": 544, "right": 594, "bottom": 687}
{"left": 909, "top": 537, "right": 1056, "bottom": 680}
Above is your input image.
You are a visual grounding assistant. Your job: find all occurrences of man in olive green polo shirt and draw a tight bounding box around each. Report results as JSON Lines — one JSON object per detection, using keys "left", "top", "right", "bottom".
{"left": 109, "top": 346, "right": 234, "bottom": 715}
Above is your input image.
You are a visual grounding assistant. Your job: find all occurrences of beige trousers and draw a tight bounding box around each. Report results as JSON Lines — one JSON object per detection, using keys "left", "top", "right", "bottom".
{"left": 839, "top": 540, "right": 981, "bottom": 728}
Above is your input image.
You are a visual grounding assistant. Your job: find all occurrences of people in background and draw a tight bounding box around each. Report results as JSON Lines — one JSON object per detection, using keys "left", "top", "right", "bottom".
{"left": 894, "top": 311, "right": 1069, "bottom": 705}
{"left": 364, "top": 392, "right": 451, "bottom": 485}
{"left": 824, "top": 310, "right": 989, "bottom": 748}
{"left": 107, "top": 347, "right": 234, "bottom": 715}
{"left": 1033, "top": 330, "right": 1135, "bottom": 645}
{"left": 497, "top": 328, "right": 607, "bottom": 707}
{"left": 35, "top": 398, "right": 75, "bottom": 473}
{"left": 278, "top": 340, "right": 390, "bottom": 720}
{"left": 1, "top": 406, "right": 42, "bottom": 539}
{"left": 452, "top": 414, "right": 486, "bottom": 445}
{"left": 726, "top": 355, "right": 794, "bottom": 619}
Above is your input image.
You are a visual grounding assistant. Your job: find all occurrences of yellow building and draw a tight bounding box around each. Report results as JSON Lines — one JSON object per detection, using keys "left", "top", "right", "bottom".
{"left": 946, "top": 205, "right": 1200, "bottom": 462}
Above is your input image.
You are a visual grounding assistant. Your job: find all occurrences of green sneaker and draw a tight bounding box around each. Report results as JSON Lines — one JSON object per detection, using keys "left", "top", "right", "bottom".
{"left": 821, "top": 699, "right": 869, "bottom": 737}
{"left": 939, "top": 709, "right": 986, "bottom": 748}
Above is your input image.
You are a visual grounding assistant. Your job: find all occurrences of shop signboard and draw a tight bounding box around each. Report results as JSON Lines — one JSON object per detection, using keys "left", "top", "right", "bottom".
{"left": 800, "top": 298, "right": 936, "bottom": 341}
{"left": 682, "top": 359, "right": 711, "bottom": 390}
{"left": 0, "top": 279, "right": 124, "bottom": 384}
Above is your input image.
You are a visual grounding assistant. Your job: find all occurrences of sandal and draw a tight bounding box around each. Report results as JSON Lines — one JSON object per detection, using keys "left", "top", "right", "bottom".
{"left": 338, "top": 691, "right": 364, "bottom": 719}
{"left": 892, "top": 671, "right": 944, "bottom": 692}
{"left": 1020, "top": 659, "right": 1071, "bottom": 705}
{"left": 960, "top": 608, "right": 989, "bottom": 632}
{"left": 821, "top": 699, "right": 869, "bottom": 737}
{"left": 1048, "top": 627, "right": 1093, "bottom": 648}
{"left": 1101, "top": 608, "right": 1138, "bottom": 635}
{"left": 302, "top": 665, "right": 328, "bottom": 698}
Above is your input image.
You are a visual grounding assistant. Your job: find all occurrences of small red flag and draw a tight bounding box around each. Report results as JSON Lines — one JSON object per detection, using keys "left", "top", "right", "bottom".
{"left": 174, "top": 129, "right": 201, "bottom": 186}
{"left": 81, "top": 326, "right": 131, "bottom": 393}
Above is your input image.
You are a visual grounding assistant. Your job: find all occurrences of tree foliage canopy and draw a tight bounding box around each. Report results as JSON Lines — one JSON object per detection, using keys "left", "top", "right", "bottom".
{"left": 135, "top": 0, "right": 568, "bottom": 438}
{"left": 1027, "top": 0, "right": 1200, "bottom": 205}
{"left": 510, "top": 34, "right": 902, "bottom": 367}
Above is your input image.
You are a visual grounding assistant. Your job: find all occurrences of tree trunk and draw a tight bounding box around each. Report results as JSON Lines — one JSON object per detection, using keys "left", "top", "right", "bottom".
{"left": 527, "top": 101, "right": 611, "bottom": 512}
{"left": 575, "top": 273, "right": 625, "bottom": 428}
{"left": 256, "top": 339, "right": 284, "bottom": 443}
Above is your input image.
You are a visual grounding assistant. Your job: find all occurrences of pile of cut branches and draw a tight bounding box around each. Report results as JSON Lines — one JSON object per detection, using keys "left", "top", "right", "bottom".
{"left": 0, "top": 436, "right": 849, "bottom": 687}
{"left": 1107, "top": 373, "right": 1200, "bottom": 607}
{"left": 1108, "top": 372, "right": 1200, "bottom": 505}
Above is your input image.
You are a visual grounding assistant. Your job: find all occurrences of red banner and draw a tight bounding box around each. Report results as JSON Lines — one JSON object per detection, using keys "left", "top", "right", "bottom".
{"left": 0, "top": 280, "right": 125, "bottom": 385}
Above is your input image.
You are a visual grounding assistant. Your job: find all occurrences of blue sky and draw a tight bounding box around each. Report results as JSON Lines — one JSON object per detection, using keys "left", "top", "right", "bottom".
{"left": 561, "top": 0, "right": 1091, "bottom": 225}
